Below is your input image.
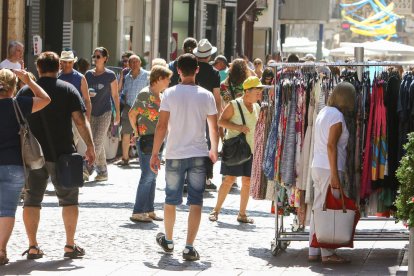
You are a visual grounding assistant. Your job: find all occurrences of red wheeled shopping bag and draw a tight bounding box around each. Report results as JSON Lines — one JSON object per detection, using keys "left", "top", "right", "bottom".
{"left": 311, "top": 187, "right": 360, "bottom": 249}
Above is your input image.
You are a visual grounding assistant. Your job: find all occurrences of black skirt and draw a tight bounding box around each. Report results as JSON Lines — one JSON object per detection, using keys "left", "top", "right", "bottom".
{"left": 220, "top": 155, "right": 253, "bottom": 177}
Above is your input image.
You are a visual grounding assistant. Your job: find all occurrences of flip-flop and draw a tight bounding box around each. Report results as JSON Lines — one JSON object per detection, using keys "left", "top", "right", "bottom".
{"left": 237, "top": 213, "right": 254, "bottom": 224}
{"left": 322, "top": 254, "right": 350, "bottom": 264}
{"left": 209, "top": 211, "right": 218, "bottom": 222}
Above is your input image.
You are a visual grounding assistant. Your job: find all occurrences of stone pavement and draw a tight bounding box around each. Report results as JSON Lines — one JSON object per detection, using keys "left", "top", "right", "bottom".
{"left": 1, "top": 159, "right": 410, "bottom": 275}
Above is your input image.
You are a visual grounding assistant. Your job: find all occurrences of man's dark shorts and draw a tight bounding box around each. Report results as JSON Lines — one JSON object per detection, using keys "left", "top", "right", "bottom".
{"left": 24, "top": 162, "right": 79, "bottom": 207}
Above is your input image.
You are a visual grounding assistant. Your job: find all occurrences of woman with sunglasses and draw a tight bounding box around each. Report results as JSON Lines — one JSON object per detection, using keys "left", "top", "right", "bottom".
{"left": 84, "top": 47, "right": 120, "bottom": 181}
{"left": 253, "top": 58, "right": 264, "bottom": 79}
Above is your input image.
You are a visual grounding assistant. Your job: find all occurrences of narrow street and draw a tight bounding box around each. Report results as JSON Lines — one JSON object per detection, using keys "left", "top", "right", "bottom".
{"left": 2, "top": 161, "right": 408, "bottom": 275}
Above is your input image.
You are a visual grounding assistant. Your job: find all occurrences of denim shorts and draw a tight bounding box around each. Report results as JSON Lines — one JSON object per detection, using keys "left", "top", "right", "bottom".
{"left": 0, "top": 165, "right": 25, "bottom": 217}
{"left": 165, "top": 157, "right": 207, "bottom": 206}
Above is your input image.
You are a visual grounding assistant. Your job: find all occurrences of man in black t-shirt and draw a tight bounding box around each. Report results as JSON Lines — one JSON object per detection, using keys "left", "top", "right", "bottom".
{"left": 193, "top": 39, "right": 222, "bottom": 191}
{"left": 19, "top": 52, "right": 95, "bottom": 259}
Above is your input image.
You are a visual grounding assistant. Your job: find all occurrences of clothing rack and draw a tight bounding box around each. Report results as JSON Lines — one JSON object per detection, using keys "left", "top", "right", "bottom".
{"left": 269, "top": 62, "right": 410, "bottom": 256}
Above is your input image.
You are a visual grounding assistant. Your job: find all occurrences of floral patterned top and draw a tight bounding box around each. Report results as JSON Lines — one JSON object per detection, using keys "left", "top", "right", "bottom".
{"left": 220, "top": 78, "right": 244, "bottom": 105}
{"left": 130, "top": 86, "right": 161, "bottom": 136}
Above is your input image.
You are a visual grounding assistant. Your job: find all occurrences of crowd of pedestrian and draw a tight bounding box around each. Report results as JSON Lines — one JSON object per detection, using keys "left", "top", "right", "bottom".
{"left": 0, "top": 37, "right": 346, "bottom": 265}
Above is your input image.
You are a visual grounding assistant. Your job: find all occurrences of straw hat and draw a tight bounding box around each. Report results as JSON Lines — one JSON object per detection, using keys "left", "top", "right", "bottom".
{"left": 60, "top": 50, "right": 78, "bottom": 62}
{"left": 193, "top": 39, "right": 217, "bottom": 58}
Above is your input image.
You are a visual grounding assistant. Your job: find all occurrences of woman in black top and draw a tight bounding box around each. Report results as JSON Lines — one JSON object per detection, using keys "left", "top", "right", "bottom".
{"left": 0, "top": 69, "right": 50, "bottom": 265}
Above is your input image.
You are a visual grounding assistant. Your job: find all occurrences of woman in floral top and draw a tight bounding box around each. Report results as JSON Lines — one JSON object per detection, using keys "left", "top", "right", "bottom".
{"left": 220, "top": 58, "right": 250, "bottom": 105}
{"left": 128, "top": 65, "right": 172, "bottom": 223}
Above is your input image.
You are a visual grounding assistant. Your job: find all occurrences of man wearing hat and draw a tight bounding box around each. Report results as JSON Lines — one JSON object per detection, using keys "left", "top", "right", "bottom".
{"left": 58, "top": 50, "right": 92, "bottom": 121}
{"left": 193, "top": 38, "right": 222, "bottom": 191}
{"left": 58, "top": 50, "right": 92, "bottom": 159}
{"left": 211, "top": 55, "right": 229, "bottom": 83}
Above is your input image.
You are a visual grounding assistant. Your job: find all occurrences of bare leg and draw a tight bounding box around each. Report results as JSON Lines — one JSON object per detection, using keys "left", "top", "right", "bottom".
{"left": 186, "top": 205, "right": 202, "bottom": 245}
{"left": 164, "top": 204, "right": 176, "bottom": 241}
{"left": 239, "top": 176, "right": 251, "bottom": 215}
{"left": 23, "top": 207, "right": 41, "bottom": 254}
{"left": 213, "top": 176, "right": 237, "bottom": 213}
{"left": 121, "top": 134, "right": 130, "bottom": 161}
{"left": 62, "top": 206, "right": 79, "bottom": 252}
{"left": 0, "top": 218, "right": 15, "bottom": 253}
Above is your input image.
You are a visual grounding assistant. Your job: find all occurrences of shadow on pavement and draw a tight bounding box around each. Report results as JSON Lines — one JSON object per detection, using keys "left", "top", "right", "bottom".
{"left": 143, "top": 253, "right": 212, "bottom": 271}
{"left": 247, "top": 247, "right": 405, "bottom": 275}
{"left": 119, "top": 222, "right": 159, "bottom": 230}
{"left": 1, "top": 259, "right": 83, "bottom": 274}
{"left": 83, "top": 181, "right": 115, "bottom": 187}
{"left": 215, "top": 221, "right": 256, "bottom": 232}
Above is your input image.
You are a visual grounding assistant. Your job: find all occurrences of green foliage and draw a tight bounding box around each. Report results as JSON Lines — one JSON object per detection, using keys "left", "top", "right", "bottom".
{"left": 395, "top": 132, "right": 414, "bottom": 228}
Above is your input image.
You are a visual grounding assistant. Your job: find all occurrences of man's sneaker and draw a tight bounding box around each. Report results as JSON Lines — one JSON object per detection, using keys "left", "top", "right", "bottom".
{"left": 205, "top": 179, "right": 217, "bottom": 192}
{"left": 156, "top": 233, "right": 174, "bottom": 253}
{"left": 182, "top": 247, "right": 200, "bottom": 261}
{"left": 94, "top": 173, "right": 108, "bottom": 182}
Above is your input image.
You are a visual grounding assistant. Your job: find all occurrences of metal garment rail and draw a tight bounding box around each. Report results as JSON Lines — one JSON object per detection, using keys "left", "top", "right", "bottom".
{"left": 267, "top": 61, "right": 414, "bottom": 67}
{"left": 269, "top": 62, "right": 410, "bottom": 256}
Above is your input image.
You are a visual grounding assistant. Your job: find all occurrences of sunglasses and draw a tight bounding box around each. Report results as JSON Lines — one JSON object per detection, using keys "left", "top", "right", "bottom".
{"left": 92, "top": 55, "right": 102, "bottom": 59}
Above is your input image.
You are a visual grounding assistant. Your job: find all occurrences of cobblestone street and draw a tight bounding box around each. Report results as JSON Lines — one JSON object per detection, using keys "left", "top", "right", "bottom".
{"left": 1, "top": 160, "right": 409, "bottom": 275}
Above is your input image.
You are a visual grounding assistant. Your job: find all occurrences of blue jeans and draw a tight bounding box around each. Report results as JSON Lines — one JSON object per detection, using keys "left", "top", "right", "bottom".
{"left": 165, "top": 157, "right": 207, "bottom": 206}
{"left": 0, "top": 165, "right": 24, "bottom": 217}
{"left": 132, "top": 143, "right": 158, "bottom": 214}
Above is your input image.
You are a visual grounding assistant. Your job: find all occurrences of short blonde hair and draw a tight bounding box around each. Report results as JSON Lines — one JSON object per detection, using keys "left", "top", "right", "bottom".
{"left": 328, "top": 81, "right": 356, "bottom": 113}
{"left": 152, "top": 58, "right": 167, "bottom": 68}
{"left": 150, "top": 65, "right": 172, "bottom": 85}
{"left": 0, "top": 69, "right": 17, "bottom": 95}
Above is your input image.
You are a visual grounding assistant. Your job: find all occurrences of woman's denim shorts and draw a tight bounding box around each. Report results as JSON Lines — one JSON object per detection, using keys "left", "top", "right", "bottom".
{"left": 0, "top": 165, "right": 25, "bottom": 217}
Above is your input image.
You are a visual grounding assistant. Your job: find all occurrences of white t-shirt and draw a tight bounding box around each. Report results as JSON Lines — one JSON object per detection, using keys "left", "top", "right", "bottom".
{"left": 0, "top": 59, "right": 22, "bottom": 70}
{"left": 160, "top": 84, "right": 217, "bottom": 159}
{"left": 312, "top": 106, "right": 349, "bottom": 171}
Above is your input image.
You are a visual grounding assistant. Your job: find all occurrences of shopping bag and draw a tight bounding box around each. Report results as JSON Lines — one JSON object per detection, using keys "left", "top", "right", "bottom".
{"left": 311, "top": 186, "right": 360, "bottom": 249}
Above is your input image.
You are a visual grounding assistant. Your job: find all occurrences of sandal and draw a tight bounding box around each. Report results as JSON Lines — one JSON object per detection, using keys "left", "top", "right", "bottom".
{"left": 237, "top": 213, "right": 254, "bottom": 224}
{"left": 22, "top": 245, "right": 44, "bottom": 260}
{"left": 322, "top": 254, "right": 350, "bottom": 264}
{"left": 64, "top": 244, "right": 85, "bottom": 259}
{"left": 0, "top": 249, "right": 9, "bottom": 266}
{"left": 209, "top": 211, "right": 218, "bottom": 222}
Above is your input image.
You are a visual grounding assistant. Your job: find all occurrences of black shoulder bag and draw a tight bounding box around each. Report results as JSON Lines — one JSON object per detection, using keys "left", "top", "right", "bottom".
{"left": 40, "top": 112, "right": 84, "bottom": 190}
{"left": 221, "top": 100, "right": 252, "bottom": 166}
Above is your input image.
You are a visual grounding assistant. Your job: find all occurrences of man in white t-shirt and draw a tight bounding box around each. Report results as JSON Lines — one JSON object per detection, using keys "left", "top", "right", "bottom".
{"left": 0, "top": 41, "right": 24, "bottom": 70}
{"left": 150, "top": 53, "right": 219, "bottom": 261}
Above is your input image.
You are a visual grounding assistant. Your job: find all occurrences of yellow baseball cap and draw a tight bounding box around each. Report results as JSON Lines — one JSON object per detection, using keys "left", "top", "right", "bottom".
{"left": 243, "top": 76, "right": 265, "bottom": 90}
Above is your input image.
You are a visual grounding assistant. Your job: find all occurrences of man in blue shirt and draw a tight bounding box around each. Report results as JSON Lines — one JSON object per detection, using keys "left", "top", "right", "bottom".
{"left": 117, "top": 55, "right": 149, "bottom": 166}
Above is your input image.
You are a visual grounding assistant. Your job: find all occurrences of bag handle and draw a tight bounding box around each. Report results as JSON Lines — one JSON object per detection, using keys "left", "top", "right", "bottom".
{"left": 12, "top": 98, "right": 28, "bottom": 127}
{"left": 323, "top": 185, "right": 347, "bottom": 213}
{"left": 235, "top": 100, "right": 246, "bottom": 126}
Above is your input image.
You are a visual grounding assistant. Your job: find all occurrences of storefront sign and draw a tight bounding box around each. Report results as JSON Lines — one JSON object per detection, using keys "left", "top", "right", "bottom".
{"left": 393, "top": 0, "right": 413, "bottom": 15}
{"left": 33, "top": 35, "right": 42, "bottom": 56}
{"left": 170, "top": 33, "right": 178, "bottom": 61}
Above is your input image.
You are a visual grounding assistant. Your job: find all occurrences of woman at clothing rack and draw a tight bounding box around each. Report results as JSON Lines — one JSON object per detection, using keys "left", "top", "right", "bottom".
{"left": 209, "top": 76, "right": 263, "bottom": 224}
{"left": 0, "top": 69, "right": 51, "bottom": 265}
{"left": 309, "top": 82, "right": 356, "bottom": 264}
{"left": 220, "top": 58, "right": 250, "bottom": 106}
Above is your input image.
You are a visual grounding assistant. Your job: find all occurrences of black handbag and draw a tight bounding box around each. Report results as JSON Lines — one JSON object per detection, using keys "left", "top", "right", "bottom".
{"left": 138, "top": 134, "right": 164, "bottom": 155}
{"left": 40, "top": 112, "right": 84, "bottom": 190}
{"left": 221, "top": 101, "right": 252, "bottom": 166}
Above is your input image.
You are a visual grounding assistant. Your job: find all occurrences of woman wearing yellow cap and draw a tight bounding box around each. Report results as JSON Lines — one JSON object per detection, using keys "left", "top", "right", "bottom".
{"left": 209, "top": 76, "right": 263, "bottom": 224}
